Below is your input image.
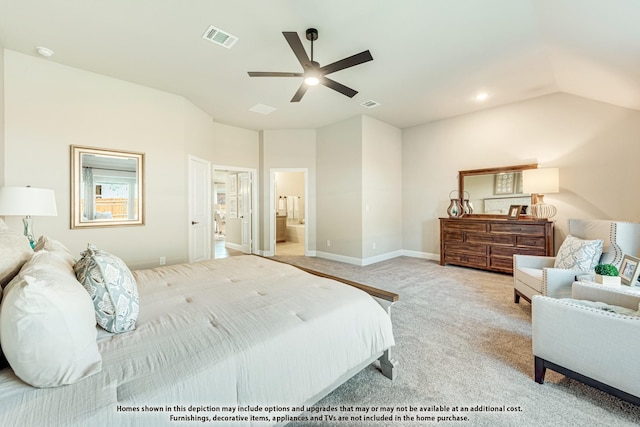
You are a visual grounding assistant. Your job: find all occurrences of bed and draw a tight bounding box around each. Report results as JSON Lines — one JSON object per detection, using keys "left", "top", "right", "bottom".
{"left": 0, "top": 253, "right": 397, "bottom": 426}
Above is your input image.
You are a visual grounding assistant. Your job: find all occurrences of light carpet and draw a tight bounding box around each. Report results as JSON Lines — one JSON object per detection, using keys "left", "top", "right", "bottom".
{"left": 272, "top": 255, "right": 640, "bottom": 427}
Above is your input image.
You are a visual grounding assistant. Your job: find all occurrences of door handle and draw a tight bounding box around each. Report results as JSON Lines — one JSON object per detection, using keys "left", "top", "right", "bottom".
{"left": 191, "top": 221, "right": 199, "bottom": 225}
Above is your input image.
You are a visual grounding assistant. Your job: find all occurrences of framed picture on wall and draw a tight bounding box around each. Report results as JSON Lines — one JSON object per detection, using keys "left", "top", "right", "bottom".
{"left": 619, "top": 254, "right": 640, "bottom": 286}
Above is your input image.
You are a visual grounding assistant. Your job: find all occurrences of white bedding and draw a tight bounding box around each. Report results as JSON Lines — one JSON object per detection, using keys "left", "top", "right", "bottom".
{"left": 0, "top": 255, "right": 394, "bottom": 426}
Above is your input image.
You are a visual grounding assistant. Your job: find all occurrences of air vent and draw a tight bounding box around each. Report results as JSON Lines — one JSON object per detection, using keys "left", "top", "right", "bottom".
{"left": 202, "top": 25, "right": 238, "bottom": 49}
{"left": 361, "top": 100, "right": 381, "bottom": 108}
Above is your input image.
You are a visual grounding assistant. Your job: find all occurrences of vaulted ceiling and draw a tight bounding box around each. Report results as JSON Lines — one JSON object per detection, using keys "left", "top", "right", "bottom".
{"left": 1, "top": 0, "right": 639, "bottom": 131}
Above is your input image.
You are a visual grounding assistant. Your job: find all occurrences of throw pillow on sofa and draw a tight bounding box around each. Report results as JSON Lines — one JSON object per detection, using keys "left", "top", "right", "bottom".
{"left": 74, "top": 244, "right": 139, "bottom": 333}
{"left": 0, "top": 250, "right": 102, "bottom": 387}
{"left": 553, "top": 235, "right": 603, "bottom": 271}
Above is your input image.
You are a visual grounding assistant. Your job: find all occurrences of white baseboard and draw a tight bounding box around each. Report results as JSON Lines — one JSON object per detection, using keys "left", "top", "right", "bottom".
{"left": 361, "top": 250, "right": 404, "bottom": 266}
{"left": 401, "top": 250, "right": 439, "bottom": 261}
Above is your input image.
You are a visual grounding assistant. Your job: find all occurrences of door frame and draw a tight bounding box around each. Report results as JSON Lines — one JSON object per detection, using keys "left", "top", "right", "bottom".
{"left": 187, "top": 155, "right": 211, "bottom": 262}
{"left": 212, "top": 164, "right": 259, "bottom": 255}
{"left": 269, "top": 168, "right": 308, "bottom": 256}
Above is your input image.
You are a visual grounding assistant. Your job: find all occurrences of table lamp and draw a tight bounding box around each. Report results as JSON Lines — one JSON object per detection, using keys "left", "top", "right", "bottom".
{"left": 522, "top": 168, "right": 559, "bottom": 219}
{"left": 0, "top": 186, "right": 58, "bottom": 248}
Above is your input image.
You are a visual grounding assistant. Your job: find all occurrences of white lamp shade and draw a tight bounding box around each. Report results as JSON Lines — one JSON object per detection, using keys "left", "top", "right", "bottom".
{"left": 522, "top": 168, "right": 559, "bottom": 194}
{"left": 0, "top": 187, "right": 58, "bottom": 216}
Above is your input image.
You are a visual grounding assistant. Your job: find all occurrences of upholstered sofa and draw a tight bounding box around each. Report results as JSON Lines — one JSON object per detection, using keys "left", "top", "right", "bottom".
{"left": 532, "top": 281, "right": 640, "bottom": 405}
{"left": 514, "top": 219, "right": 640, "bottom": 303}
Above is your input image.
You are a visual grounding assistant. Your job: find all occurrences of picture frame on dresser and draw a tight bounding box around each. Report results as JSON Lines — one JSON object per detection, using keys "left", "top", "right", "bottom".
{"left": 619, "top": 255, "right": 640, "bottom": 285}
{"left": 507, "top": 205, "right": 522, "bottom": 219}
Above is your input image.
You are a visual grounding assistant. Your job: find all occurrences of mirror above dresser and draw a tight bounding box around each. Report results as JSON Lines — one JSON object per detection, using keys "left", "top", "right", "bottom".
{"left": 458, "top": 164, "right": 538, "bottom": 215}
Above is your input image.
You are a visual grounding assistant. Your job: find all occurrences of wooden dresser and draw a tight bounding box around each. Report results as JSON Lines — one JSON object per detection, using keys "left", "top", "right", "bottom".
{"left": 440, "top": 216, "right": 553, "bottom": 274}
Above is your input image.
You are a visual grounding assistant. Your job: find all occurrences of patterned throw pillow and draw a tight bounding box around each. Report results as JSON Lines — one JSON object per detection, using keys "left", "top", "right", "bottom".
{"left": 553, "top": 235, "right": 603, "bottom": 270}
{"left": 74, "top": 244, "right": 139, "bottom": 333}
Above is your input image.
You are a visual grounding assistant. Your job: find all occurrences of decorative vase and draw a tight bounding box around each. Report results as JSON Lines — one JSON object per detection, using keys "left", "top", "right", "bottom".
{"left": 447, "top": 191, "right": 463, "bottom": 218}
{"left": 462, "top": 191, "right": 473, "bottom": 215}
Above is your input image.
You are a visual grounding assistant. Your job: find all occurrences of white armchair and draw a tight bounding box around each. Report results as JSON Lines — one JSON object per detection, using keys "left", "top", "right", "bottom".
{"left": 514, "top": 219, "right": 640, "bottom": 303}
{"left": 532, "top": 281, "right": 640, "bottom": 405}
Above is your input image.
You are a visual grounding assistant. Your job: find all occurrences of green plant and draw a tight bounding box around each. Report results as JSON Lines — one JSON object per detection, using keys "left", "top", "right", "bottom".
{"left": 595, "top": 263, "right": 619, "bottom": 276}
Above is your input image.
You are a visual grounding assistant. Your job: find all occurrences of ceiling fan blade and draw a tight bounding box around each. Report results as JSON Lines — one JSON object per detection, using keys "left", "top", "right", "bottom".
{"left": 320, "top": 50, "right": 373, "bottom": 75}
{"left": 283, "top": 31, "right": 311, "bottom": 68}
{"left": 290, "top": 83, "right": 309, "bottom": 102}
{"left": 320, "top": 77, "right": 358, "bottom": 98}
{"left": 248, "top": 71, "right": 303, "bottom": 77}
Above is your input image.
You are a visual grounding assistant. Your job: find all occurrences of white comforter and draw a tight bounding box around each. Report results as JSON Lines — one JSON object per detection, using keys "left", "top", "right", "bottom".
{"left": 0, "top": 255, "right": 394, "bottom": 426}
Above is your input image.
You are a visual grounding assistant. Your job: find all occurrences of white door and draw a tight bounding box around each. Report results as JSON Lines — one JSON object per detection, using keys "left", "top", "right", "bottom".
{"left": 188, "top": 155, "right": 211, "bottom": 262}
{"left": 238, "top": 172, "right": 252, "bottom": 254}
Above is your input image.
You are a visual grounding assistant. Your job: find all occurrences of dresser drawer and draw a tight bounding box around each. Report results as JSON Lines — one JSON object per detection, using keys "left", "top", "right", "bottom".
{"left": 442, "top": 221, "right": 487, "bottom": 233}
{"left": 489, "top": 223, "right": 546, "bottom": 236}
{"left": 445, "top": 253, "right": 488, "bottom": 268}
{"left": 445, "top": 241, "right": 487, "bottom": 256}
{"left": 491, "top": 246, "right": 546, "bottom": 258}
{"left": 489, "top": 256, "right": 515, "bottom": 272}
{"left": 516, "top": 235, "right": 547, "bottom": 248}
{"left": 443, "top": 230, "right": 464, "bottom": 241}
{"left": 466, "top": 233, "right": 514, "bottom": 245}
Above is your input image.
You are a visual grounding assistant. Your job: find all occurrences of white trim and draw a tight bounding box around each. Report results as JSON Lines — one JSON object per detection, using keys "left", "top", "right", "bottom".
{"left": 401, "top": 250, "right": 440, "bottom": 261}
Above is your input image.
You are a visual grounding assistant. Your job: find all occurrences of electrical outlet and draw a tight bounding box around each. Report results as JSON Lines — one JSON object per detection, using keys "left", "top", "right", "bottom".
{"left": 159, "top": 256, "right": 166, "bottom": 265}
{"left": 372, "top": 242, "right": 376, "bottom": 250}
{"left": 326, "top": 240, "right": 331, "bottom": 247}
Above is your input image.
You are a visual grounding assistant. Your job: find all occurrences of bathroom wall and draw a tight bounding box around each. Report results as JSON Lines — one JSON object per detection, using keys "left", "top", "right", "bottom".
{"left": 275, "top": 171, "right": 305, "bottom": 224}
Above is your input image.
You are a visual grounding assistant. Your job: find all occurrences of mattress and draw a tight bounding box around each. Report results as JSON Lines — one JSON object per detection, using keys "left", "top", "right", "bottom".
{"left": 0, "top": 255, "right": 394, "bottom": 426}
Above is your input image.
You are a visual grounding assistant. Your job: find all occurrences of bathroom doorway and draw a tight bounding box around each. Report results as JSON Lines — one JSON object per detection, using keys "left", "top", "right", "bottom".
{"left": 273, "top": 169, "right": 307, "bottom": 256}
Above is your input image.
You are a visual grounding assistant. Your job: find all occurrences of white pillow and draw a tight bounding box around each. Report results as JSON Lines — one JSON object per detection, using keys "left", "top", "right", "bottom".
{"left": 0, "top": 229, "right": 33, "bottom": 290}
{"left": 33, "top": 235, "right": 76, "bottom": 267}
{"left": 553, "top": 235, "right": 603, "bottom": 270}
{"left": 0, "top": 250, "right": 102, "bottom": 387}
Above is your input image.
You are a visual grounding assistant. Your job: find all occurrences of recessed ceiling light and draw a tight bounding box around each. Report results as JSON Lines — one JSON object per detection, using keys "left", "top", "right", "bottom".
{"left": 36, "top": 46, "right": 54, "bottom": 57}
{"left": 249, "top": 104, "right": 277, "bottom": 115}
{"left": 475, "top": 92, "right": 489, "bottom": 102}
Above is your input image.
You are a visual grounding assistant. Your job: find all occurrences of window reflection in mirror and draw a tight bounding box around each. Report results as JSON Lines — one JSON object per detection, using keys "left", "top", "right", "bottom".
{"left": 71, "top": 145, "right": 144, "bottom": 228}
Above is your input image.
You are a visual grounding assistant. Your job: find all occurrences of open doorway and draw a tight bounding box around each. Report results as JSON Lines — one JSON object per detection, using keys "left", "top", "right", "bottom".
{"left": 212, "top": 166, "right": 257, "bottom": 259}
{"left": 273, "top": 170, "right": 307, "bottom": 256}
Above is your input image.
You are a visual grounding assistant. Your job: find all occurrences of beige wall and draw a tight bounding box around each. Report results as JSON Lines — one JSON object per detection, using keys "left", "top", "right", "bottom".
{"left": 402, "top": 92, "right": 640, "bottom": 258}
{"left": 362, "top": 115, "right": 402, "bottom": 261}
{"left": 3, "top": 50, "right": 213, "bottom": 269}
{"left": 317, "top": 116, "right": 363, "bottom": 261}
{"left": 316, "top": 115, "right": 402, "bottom": 265}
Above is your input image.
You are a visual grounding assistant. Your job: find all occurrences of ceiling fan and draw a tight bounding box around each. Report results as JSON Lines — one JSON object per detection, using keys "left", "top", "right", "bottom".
{"left": 248, "top": 28, "right": 373, "bottom": 102}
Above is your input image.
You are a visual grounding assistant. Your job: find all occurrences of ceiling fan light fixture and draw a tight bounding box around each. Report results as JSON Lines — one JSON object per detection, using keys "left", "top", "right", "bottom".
{"left": 304, "top": 76, "right": 320, "bottom": 86}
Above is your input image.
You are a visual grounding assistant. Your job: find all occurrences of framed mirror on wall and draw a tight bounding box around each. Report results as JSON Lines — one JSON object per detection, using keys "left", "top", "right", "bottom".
{"left": 70, "top": 145, "right": 145, "bottom": 228}
{"left": 458, "top": 164, "right": 537, "bottom": 215}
